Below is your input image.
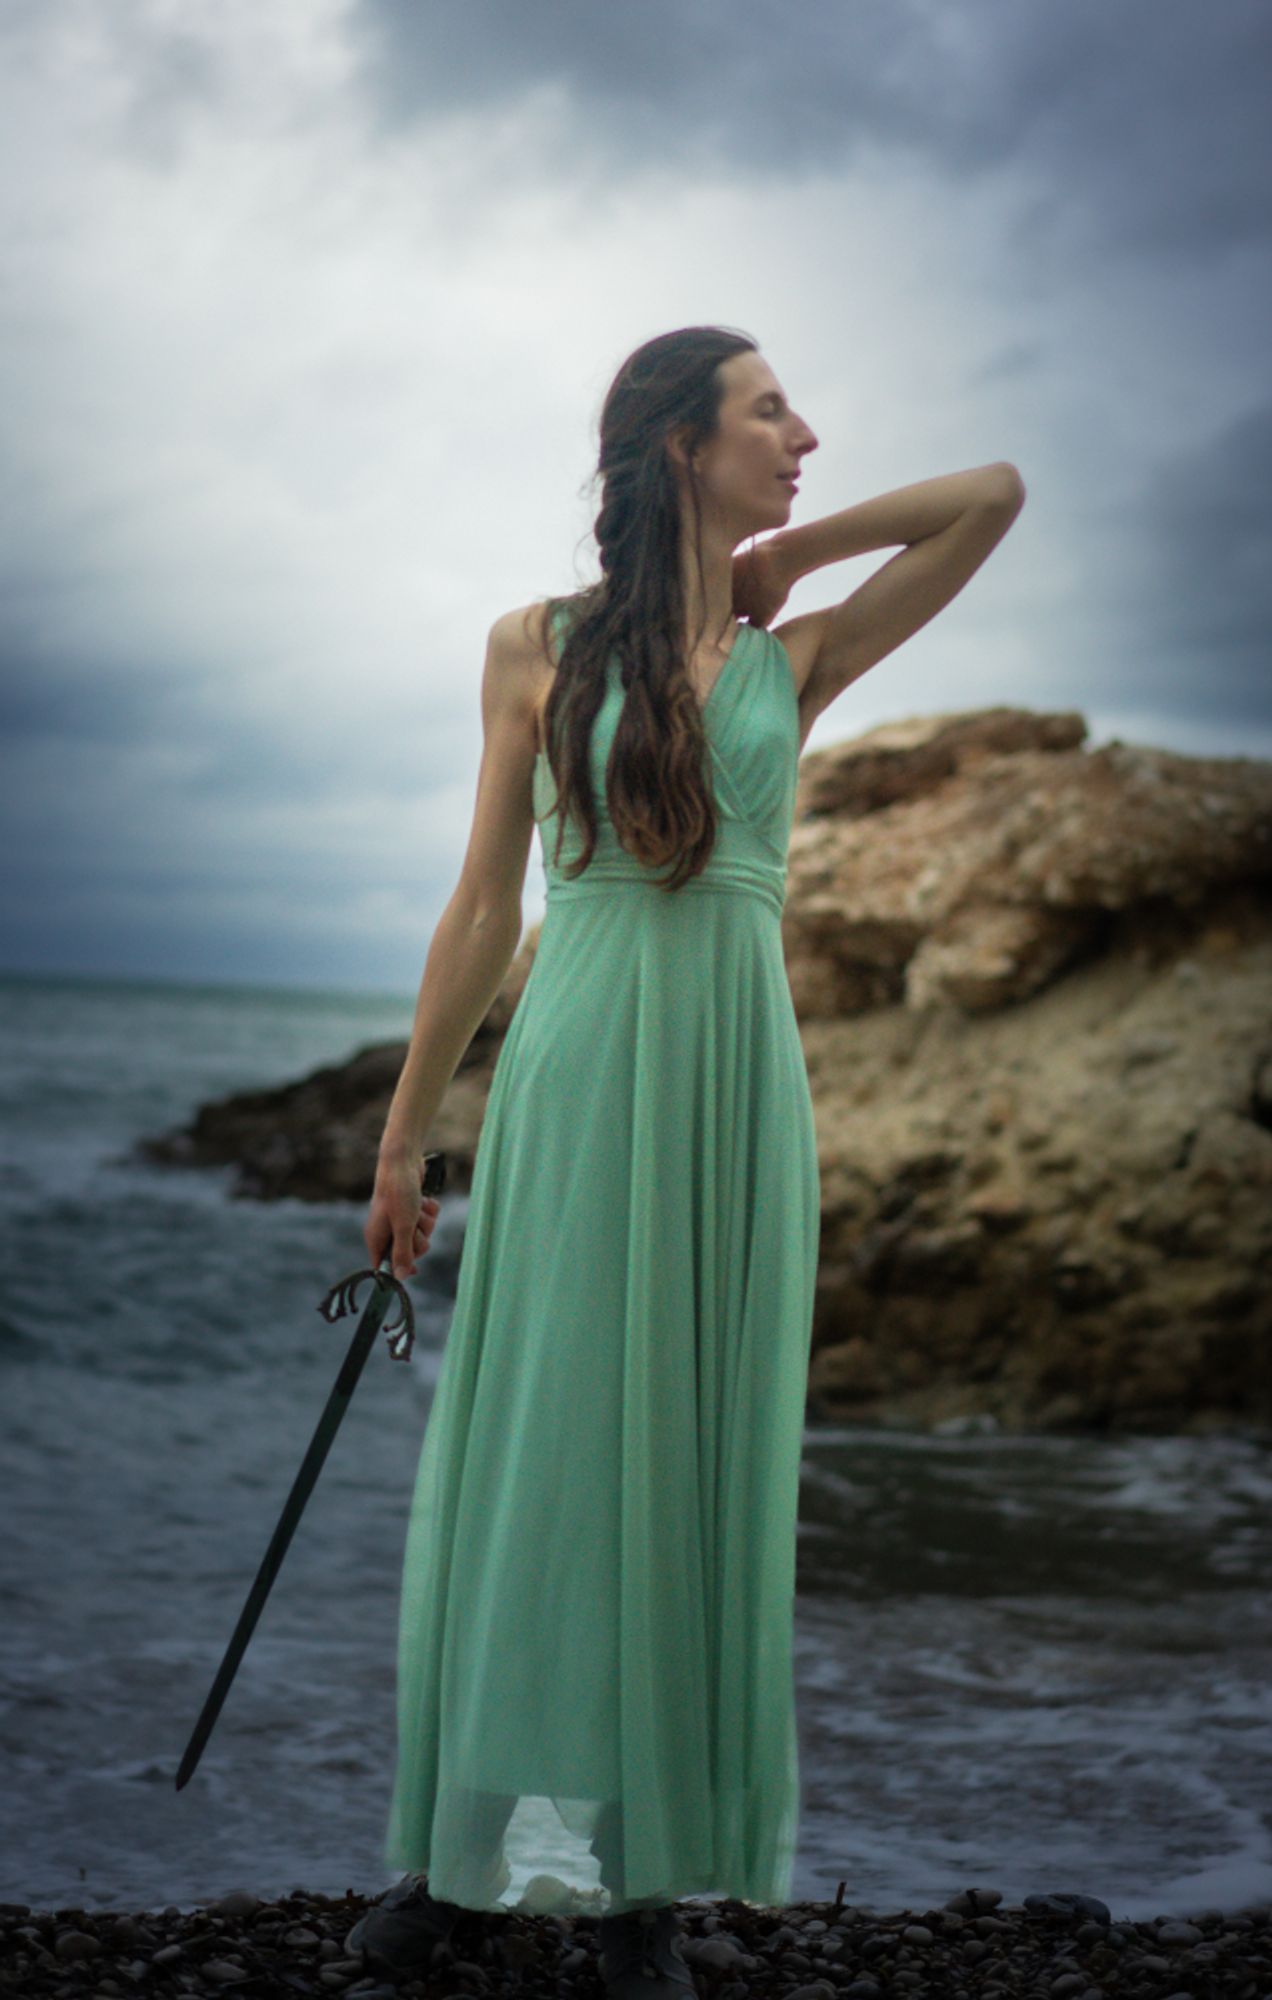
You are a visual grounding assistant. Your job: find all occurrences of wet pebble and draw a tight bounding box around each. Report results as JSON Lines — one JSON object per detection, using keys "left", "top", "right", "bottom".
{"left": 1156, "top": 1917, "right": 1205, "bottom": 1942}
{"left": 54, "top": 1928, "right": 103, "bottom": 1961}
{"left": 946, "top": 1887, "right": 1003, "bottom": 1916}
{"left": 1024, "top": 1890, "right": 1111, "bottom": 1924}
{"left": 211, "top": 1892, "right": 259, "bottom": 1921}
{"left": 685, "top": 1933, "right": 747, "bottom": 1970}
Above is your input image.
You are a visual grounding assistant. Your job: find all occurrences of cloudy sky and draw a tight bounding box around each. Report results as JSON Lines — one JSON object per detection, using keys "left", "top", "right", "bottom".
{"left": 1, "top": 0, "right": 1268, "bottom": 993}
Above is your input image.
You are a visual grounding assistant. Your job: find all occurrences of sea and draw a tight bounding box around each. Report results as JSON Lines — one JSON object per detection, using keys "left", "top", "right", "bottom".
{"left": 1, "top": 970, "right": 1270, "bottom": 1922}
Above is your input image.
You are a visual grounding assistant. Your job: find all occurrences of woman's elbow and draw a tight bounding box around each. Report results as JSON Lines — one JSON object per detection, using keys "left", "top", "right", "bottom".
{"left": 987, "top": 461, "right": 1027, "bottom": 510}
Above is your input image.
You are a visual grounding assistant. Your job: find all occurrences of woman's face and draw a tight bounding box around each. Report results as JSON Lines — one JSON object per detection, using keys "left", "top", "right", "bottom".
{"left": 684, "top": 350, "right": 819, "bottom": 540}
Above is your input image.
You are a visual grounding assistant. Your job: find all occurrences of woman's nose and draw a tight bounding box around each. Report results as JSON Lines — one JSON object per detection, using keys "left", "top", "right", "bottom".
{"left": 794, "top": 418, "right": 819, "bottom": 456}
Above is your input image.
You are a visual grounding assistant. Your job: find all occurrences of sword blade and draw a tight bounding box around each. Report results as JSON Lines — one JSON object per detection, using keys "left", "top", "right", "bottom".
{"left": 174, "top": 1271, "right": 396, "bottom": 1790}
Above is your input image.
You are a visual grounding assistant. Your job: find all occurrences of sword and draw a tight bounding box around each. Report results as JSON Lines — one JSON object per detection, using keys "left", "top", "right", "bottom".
{"left": 174, "top": 1148, "right": 448, "bottom": 1791}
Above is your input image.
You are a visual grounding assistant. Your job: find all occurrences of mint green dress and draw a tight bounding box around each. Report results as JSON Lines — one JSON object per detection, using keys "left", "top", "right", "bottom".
{"left": 383, "top": 612, "right": 821, "bottom": 1917}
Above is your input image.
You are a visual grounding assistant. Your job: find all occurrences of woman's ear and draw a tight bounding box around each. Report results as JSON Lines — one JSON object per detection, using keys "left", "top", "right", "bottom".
{"left": 665, "top": 424, "right": 696, "bottom": 472}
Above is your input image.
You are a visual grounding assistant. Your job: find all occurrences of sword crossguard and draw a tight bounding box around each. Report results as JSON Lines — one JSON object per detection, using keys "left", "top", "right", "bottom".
{"left": 317, "top": 1268, "right": 416, "bottom": 1361}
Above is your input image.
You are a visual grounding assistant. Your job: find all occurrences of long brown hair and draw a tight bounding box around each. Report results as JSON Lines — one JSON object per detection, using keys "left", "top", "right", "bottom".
{"left": 540, "top": 324, "right": 758, "bottom": 892}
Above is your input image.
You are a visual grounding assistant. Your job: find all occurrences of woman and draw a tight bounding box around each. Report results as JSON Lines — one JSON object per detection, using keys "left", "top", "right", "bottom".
{"left": 347, "top": 326, "right": 1025, "bottom": 1995}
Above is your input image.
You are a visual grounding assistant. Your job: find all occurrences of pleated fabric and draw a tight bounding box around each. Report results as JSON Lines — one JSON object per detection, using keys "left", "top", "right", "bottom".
{"left": 383, "top": 611, "right": 821, "bottom": 1916}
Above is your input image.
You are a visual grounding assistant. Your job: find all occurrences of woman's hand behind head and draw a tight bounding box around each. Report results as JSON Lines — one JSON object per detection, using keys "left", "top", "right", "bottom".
{"left": 731, "top": 536, "right": 794, "bottom": 630}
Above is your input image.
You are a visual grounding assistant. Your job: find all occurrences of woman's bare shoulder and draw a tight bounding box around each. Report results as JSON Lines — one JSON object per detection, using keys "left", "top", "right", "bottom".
{"left": 486, "top": 600, "right": 556, "bottom": 666}
{"left": 489, "top": 592, "right": 590, "bottom": 672}
{"left": 483, "top": 604, "right": 565, "bottom": 757}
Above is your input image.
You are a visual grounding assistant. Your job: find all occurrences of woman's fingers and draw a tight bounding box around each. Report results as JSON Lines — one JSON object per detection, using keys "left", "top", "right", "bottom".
{"left": 364, "top": 1210, "right": 391, "bottom": 1266}
{"left": 392, "top": 1222, "right": 417, "bottom": 1280}
{"left": 394, "top": 1204, "right": 440, "bottom": 1278}
{"left": 372, "top": 1187, "right": 442, "bottom": 1282}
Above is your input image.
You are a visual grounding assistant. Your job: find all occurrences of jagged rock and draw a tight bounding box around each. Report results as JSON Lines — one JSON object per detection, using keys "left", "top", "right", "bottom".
{"left": 139, "top": 1019, "right": 495, "bottom": 1201}
{"left": 139, "top": 708, "right": 1272, "bottom": 1434}
{"left": 783, "top": 709, "right": 1272, "bottom": 1015}
{"left": 799, "top": 878, "right": 1272, "bottom": 1433}
{"left": 792, "top": 707, "right": 1088, "bottom": 817}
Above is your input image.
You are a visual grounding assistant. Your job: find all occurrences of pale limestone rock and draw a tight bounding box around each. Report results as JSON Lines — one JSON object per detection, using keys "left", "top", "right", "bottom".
{"left": 783, "top": 711, "right": 1272, "bottom": 1016}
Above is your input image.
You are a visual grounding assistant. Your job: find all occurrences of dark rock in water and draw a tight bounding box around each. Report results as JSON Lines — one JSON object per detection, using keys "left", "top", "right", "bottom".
{"left": 136, "top": 1032, "right": 498, "bottom": 1202}
{"left": 138, "top": 1038, "right": 411, "bottom": 1200}
{"left": 136, "top": 944, "right": 534, "bottom": 1202}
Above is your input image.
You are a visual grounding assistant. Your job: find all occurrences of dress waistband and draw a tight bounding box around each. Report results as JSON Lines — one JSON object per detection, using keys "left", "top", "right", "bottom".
{"left": 545, "top": 855, "right": 786, "bottom": 919}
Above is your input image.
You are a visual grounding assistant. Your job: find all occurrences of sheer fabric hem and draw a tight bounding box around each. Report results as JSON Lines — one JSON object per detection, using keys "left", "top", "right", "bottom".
{"left": 384, "top": 1782, "right": 797, "bottom": 1919}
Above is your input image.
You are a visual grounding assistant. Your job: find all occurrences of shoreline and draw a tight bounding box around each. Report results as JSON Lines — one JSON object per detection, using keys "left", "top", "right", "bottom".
{"left": 5, "top": 1883, "right": 1270, "bottom": 1996}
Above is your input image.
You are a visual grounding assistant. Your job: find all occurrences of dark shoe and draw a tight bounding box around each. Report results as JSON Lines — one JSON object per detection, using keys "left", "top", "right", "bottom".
{"left": 597, "top": 1904, "right": 696, "bottom": 1997}
{"left": 345, "top": 1872, "right": 462, "bottom": 1979}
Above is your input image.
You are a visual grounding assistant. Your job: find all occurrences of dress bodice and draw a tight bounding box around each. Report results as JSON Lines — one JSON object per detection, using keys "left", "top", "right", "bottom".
{"left": 532, "top": 617, "right": 801, "bottom": 920}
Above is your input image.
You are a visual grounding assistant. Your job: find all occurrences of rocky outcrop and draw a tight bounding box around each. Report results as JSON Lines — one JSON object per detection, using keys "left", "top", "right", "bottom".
{"left": 780, "top": 710, "right": 1272, "bottom": 1434}
{"left": 798, "top": 891, "right": 1271, "bottom": 1434}
{"left": 783, "top": 707, "right": 1268, "bottom": 1014}
{"left": 141, "top": 708, "right": 1272, "bottom": 1435}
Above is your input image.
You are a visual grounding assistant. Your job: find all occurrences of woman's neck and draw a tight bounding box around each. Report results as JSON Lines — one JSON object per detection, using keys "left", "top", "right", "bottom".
{"left": 678, "top": 519, "right": 738, "bottom": 655}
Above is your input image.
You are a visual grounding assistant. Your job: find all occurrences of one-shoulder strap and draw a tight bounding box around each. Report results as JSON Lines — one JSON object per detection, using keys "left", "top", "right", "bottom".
{"left": 764, "top": 624, "right": 801, "bottom": 709}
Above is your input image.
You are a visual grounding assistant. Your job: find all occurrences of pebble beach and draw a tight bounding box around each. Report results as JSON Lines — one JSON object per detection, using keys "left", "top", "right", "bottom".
{"left": 5, "top": 1884, "right": 1271, "bottom": 1999}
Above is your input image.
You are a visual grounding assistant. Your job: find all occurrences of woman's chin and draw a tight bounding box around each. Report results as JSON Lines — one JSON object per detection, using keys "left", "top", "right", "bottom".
{"left": 740, "top": 496, "right": 793, "bottom": 538}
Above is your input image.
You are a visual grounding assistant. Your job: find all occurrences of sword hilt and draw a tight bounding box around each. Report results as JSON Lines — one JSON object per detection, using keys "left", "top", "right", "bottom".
{"left": 315, "top": 1150, "right": 448, "bottom": 1362}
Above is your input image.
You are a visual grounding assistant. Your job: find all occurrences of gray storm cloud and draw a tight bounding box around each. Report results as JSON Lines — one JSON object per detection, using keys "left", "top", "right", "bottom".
{"left": 350, "top": 0, "right": 1272, "bottom": 257}
{"left": 1141, "top": 404, "right": 1272, "bottom": 728}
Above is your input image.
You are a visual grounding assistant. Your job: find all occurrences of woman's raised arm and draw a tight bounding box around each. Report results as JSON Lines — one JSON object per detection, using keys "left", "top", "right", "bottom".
{"left": 739, "top": 462, "right": 1026, "bottom": 740}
